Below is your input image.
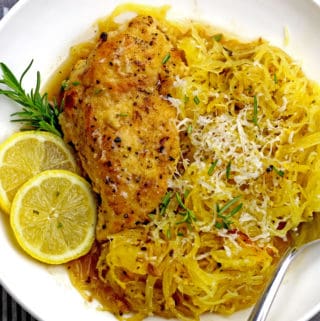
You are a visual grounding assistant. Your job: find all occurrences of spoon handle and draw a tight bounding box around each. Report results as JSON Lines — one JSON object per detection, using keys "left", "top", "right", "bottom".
{"left": 247, "top": 247, "right": 297, "bottom": 321}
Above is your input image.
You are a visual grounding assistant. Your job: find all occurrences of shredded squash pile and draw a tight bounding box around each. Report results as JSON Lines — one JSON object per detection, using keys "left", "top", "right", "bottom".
{"left": 67, "top": 4, "right": 320, "bottom": 321}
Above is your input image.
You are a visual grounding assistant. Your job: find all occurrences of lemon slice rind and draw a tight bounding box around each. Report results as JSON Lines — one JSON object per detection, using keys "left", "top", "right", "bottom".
{"left": 10, "top": 169, "right": 96, "bottom": 264}
{"left": 0, "top": 131, "right": 77, "bottom": 214}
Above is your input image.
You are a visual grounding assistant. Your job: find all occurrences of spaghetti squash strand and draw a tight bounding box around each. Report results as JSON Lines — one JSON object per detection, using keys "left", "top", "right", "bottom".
{"left": 66, "top": 5, "right": 320, "bottom": 321}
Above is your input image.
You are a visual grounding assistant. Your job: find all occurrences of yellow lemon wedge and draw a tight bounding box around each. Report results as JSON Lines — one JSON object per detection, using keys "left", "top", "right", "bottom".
{"left": 10, "top": 170, "right": 97, "bottom": 264}
{"left": 0, "top": 131, "right": 77, "bottom": 214}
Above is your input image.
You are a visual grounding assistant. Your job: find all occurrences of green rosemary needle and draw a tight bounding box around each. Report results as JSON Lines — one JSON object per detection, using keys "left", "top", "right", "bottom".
{"left": 162, "top": 53, "right": 171, "bottom": 64}
{"left": 215, "top": 195, "right": 243, "bottom": 229}
{"left": 175, "top": 192, "right": 197, "bottom": 227}
{"left": 160, "top": 191, "right": 172, "bottom": 216}
{"left": 208, "top": 160, "right": 218, "bottom": 176}
{"left": 0, "top": 60, "right": 63, "bottom": 137}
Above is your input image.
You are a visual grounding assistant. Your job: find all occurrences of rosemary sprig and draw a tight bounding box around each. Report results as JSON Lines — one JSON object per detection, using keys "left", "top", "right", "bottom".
{"left": 215, "top": 195, "right": 243, "bottom": 229}
{"left": 0, "top": 60, "right": 63, "bottom": 137}
{"left": 208, "top": 160, "right": 218, "bottom": 176}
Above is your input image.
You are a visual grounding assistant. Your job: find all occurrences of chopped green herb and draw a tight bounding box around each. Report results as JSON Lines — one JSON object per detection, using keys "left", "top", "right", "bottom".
{"left": 187, "top": 124, "right": 193, "bottom": 134}
{"left": 266, "top": 165, "right": 284, "bottom": 177}
{"left": 175, "top": 192, "right": 196, "bottom": 227}
{"left": 252, "top": 95, "right": 259, "bottom": 126}
{"left": 215, "top": 195, "right": 243, "bottom": 229}
{"left": 177, "top": 232, "right": 184, "bottom": 237}
{"left": 57, "top": 222, "right": 63, "bottom": 229}
{"left": 273, "top": 73, "right": 278, "bottom": 84}
{"left": 72, "top": 81, "right": 81, "bottom": 86}
{"left": 226, "top": 161, "right": 232, "bottom": 179}
{"left": 116, "top": 113, "right": 129, "bottom": 117}
{"left": 228, "top": 203, "right": 243, "bottom": 216}
{"left": 193, "top": 95, "right": 200, "bottom": 105}
{"left": 166, "top": 228, "right": 171, "bottom": 239}
{"left": 162, "top": 53, "right": 171, "bottom": 64}
{"left": 184, "top": 95, "right": 190, "bottom": 103}
{"left": 213, "top": 33, "right": 223, "bottom": 42}
{"left": 208, "top": 160, "right": 218, "bottom": 176}
{"left": 61, "top": 80, "right": 69, "bottom": 90}
{"left": 160, "top": 191, "right": 172, "bottom": 215}
{"left": 148, "top": 213, "right": 156, "bottom": 220}
{"left": 273, "top": 165, "right": 285, "bottom": 177}
{"left": 214, "top": 222, "right": 224, "bottom": 229}
{"left": 94, "top": 88, "right": 103, "bottom": 95}
{"left": 176, "top": 193, "right": 186, "bottom": 210}
{"left": 216, "top": 195, "right": 242, "bottom": 217}
{"left": 184, "top": 189, "right": 191, "bottom": 199}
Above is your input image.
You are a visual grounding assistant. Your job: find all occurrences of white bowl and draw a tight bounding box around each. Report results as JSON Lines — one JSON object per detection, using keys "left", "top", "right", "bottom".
{"left": 0, "top": 1, "right": 320, "bottom": 320}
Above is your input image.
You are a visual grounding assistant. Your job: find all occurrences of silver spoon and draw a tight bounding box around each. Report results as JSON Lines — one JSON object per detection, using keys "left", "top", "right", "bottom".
{"left": 248, "top": 214, "right": 320, "bottom": 321}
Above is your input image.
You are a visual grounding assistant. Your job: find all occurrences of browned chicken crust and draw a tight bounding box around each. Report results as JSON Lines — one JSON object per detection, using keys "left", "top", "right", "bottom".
{"left": 59, "top": 15, "right": 185, "bottom": 239}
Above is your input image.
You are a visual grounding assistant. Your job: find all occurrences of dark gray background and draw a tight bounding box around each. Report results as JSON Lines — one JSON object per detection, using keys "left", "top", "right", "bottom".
{"left": 0, "top": 0, "right": 319, "bottom": 321}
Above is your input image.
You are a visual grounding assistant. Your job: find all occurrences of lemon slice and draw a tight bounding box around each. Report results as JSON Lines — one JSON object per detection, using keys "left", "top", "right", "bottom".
{"left": 10, "top": 170, "right": 96, "bottom": 264}
{"left": 0, "top": 131, "right": 77, "bottom": 214}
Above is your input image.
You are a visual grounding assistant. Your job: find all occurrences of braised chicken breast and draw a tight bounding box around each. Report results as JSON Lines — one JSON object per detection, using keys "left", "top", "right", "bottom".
{"left": 59, "top": 15, "right": 185, "bottom": 239}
